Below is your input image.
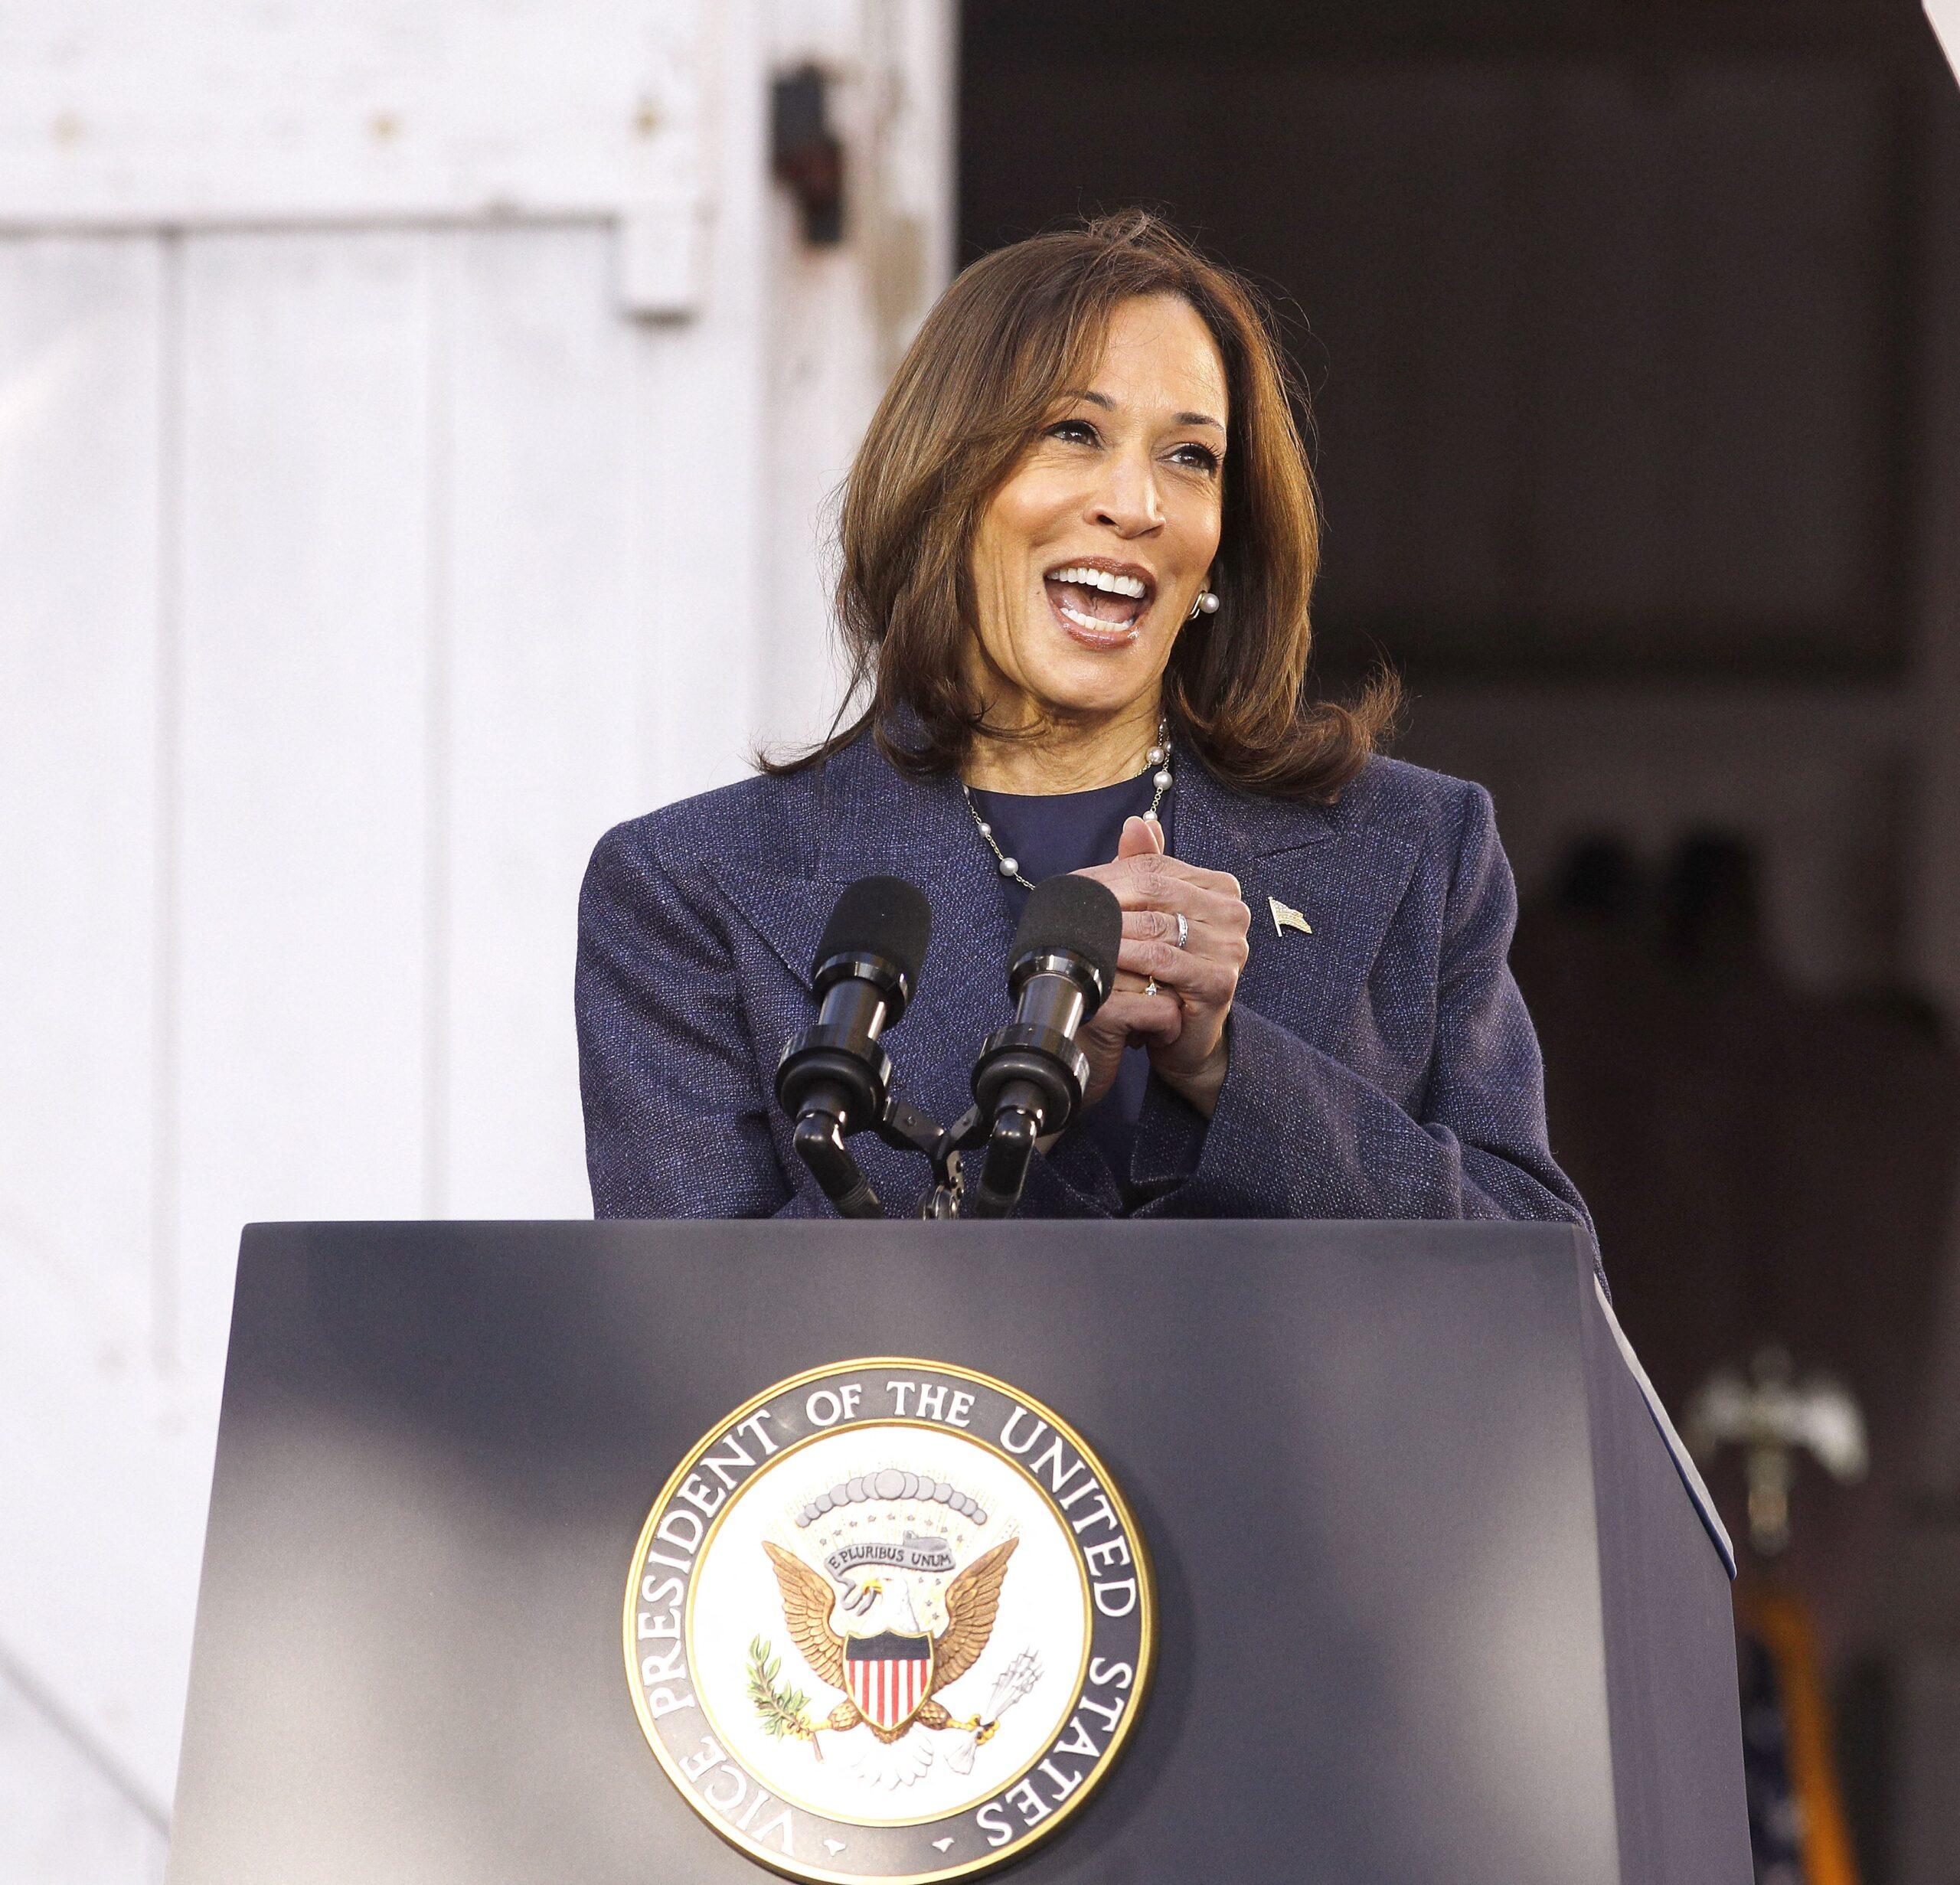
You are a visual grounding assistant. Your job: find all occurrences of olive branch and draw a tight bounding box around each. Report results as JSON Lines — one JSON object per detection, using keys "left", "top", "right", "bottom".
{"left": 747, "top": 1636, "right": 823, "bottom": 1760}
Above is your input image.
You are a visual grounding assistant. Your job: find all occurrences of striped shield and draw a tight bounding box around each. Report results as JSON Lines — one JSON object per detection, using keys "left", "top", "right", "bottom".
{"left": 844, "top": 1631, "right": 934, "bottom": 1732}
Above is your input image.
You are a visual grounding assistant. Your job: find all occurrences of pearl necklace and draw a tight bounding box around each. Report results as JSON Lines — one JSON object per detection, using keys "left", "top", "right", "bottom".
{"left": 961, "top": 719, "right": 1174, "bottom": 890}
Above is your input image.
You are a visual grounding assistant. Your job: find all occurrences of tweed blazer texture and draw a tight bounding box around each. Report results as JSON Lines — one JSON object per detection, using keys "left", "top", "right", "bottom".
{"left": 577, "top": 735, "right": 1594, "bottom": 1240}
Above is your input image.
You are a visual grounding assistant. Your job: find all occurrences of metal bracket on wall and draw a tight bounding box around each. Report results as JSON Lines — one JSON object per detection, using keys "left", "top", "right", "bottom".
{"left": 771, "top": 62, "right": 846, "bottom": 247}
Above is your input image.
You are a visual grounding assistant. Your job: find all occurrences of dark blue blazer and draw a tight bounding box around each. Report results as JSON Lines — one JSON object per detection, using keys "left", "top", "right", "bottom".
{"left": 577, "top": 733, "right": 1592, "bottom": 1235}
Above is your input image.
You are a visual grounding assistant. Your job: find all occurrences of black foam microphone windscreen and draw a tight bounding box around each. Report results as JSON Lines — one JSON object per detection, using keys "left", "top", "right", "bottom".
{"left": 1008, "top": 873, "right": 1122, "bottom": 995}
{"left": 813, "top": 874, "right": 933, "bottom": 993}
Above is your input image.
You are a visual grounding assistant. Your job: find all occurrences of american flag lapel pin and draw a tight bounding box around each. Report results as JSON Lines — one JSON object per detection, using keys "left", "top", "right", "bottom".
{"left": 1269, "top": 896, "right": 1312, "bottom": 939}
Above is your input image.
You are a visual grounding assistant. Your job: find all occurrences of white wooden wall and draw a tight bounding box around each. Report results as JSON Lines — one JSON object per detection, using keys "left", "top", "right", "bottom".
{"left": 1932, "top": 3, "right": 1960, "bottom": 78}
{"left": 0, "top": 4, "right": 954, "bottom": 1875}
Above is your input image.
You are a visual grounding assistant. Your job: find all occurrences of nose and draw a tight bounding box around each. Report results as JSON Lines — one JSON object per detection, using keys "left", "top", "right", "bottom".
{"left": 1087, "top": 443, "right": 1163, "bottom": 539}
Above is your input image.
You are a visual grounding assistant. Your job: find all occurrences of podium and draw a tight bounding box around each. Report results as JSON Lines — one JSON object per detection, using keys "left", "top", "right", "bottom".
{"left": 166, "top": 1219, "right": 1749, "bottom": 1884}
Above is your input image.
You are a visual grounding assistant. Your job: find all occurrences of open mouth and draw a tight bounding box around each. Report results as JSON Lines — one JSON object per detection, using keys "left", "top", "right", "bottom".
{"left": 1043, "top": 562, "right": 1155, "bottom": 646}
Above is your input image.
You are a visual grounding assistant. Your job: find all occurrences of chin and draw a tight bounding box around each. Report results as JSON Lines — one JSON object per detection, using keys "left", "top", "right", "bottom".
{"left": 1031, "top": 663, "right": 1158, "bottom": 725}
{"left": 1040, "top": 624, "right": 1164, "bottom": 705}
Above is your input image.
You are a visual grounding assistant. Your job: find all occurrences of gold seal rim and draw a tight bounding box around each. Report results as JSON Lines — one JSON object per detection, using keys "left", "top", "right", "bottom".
{"left": 621, "top": 1355, "right": 1158, "bottom": 1885}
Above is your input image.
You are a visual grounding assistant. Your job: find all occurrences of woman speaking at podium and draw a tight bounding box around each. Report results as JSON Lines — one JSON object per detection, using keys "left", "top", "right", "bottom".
{"left": 578, "top": 211, "right": 1590, "bottom": 1233}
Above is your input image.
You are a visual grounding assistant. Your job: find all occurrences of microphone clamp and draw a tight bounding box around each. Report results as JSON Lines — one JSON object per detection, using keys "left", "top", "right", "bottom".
{"left": 776, "top": 950, "right": 910, "bottom": 1119}
{"left": 970, "top": 944, "right": 1111, "bottom": 1125}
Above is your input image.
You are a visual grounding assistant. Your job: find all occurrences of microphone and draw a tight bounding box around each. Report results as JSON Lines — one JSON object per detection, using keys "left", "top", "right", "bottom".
{"left": 966, "top": 874, "right": 1123, "bottom": 1218}
{"left": 775, "top": 876, "right": 933, "bottom": 1218}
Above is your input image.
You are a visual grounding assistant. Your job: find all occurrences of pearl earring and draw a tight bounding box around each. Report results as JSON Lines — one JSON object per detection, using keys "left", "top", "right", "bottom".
{"left": 1187, "top": 588, "right": 1220, "bottom": 622}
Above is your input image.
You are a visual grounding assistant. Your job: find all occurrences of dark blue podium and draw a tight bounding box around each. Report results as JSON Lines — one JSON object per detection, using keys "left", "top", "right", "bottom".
{"left": 165, "top": 1219, "right": 1748, "bottom": 1884}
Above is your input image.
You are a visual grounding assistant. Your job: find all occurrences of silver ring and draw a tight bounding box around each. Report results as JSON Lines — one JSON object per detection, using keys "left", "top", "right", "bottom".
{"left": 1173, "top": 910, "right": 1190, "bottom": 949}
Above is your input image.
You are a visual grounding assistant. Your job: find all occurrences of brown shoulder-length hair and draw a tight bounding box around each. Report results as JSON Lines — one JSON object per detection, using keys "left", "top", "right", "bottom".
{"left": 766, "top": 209, "right": 1398, "bottom": 801}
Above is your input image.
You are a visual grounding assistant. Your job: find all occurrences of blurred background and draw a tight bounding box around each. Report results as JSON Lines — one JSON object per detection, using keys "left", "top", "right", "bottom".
{"left": 2, "top": 2, "right": 1957, "bottom": 1880}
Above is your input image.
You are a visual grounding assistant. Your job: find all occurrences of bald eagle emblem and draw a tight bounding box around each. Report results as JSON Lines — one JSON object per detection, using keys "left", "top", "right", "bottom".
{"left": 626, "top": 1361, "right": 1155, "bottom": 1877}
{"left": 760, "top": 1535, "right": 1020, "bottom": 1751}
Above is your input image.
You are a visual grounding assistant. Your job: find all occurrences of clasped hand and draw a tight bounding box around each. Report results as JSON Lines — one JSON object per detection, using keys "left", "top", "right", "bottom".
{"left": 1070, "top": 814, "right": 1251, "bottom": 1119}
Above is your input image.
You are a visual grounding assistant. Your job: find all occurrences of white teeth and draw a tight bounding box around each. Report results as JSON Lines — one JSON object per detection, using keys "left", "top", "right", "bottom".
{"left": 1057, "top": 600, "right": 1137, "bottom": 637}
{"left": 1048, "top": 565, "right": 1148, "bottom": 599}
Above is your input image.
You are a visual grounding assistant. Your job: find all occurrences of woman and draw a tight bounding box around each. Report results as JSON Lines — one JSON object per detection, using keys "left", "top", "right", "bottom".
{"left": 577, "top": 211, "right": 1590, "bottom": 1234}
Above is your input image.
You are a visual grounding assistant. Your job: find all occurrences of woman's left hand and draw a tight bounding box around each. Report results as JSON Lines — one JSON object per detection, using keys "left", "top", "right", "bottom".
{"left": 1073, "top": 814, "right": 1252, "bottom": 1118}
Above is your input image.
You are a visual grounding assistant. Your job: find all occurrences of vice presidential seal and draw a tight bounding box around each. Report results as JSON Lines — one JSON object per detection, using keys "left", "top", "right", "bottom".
{"left": 623, "top": 1358, "right": 1155, "bottom": 1883}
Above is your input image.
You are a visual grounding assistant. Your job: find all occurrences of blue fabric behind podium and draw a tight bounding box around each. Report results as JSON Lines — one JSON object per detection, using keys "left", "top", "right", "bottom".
{"left": 577, "top": 733, "right": 1596, "bottom": 1250}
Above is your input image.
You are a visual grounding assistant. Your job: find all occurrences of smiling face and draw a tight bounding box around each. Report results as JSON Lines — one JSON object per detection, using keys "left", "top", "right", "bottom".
{"left": 967, "top": 294, "right": 1228, "bottom": 745}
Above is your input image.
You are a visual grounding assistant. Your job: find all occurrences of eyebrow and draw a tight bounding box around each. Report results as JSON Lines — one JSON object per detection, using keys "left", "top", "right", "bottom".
{"left": 1070, "top": 388, "right": 1227, "bottom": 434}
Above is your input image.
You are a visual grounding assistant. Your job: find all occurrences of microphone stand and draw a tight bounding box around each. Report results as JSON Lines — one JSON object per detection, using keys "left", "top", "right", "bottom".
{"left": 783, "top": 890, "right": 1117, "bottom": 1220}
{"left": 784, "top": 1008, "right": 1095, "bottom": 1222}
{"left": 780, "top": 871, "right": 1119, "bottom": 1220}
{"left": 787, "top": 1086, "right": 1001, "bottom": 1222}
{"left": 789, "top": 1087, "right": 965, "bottom": 1220}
